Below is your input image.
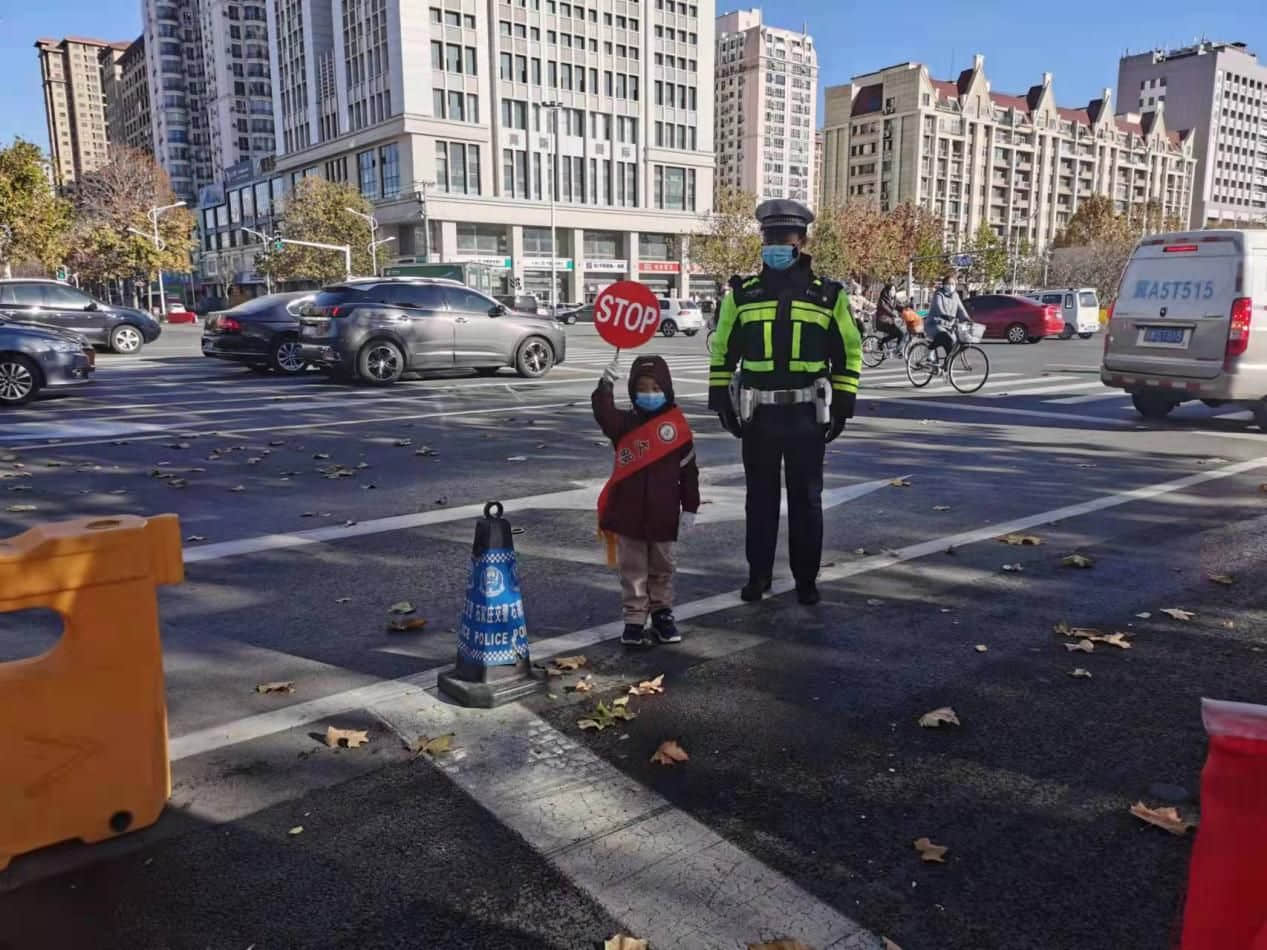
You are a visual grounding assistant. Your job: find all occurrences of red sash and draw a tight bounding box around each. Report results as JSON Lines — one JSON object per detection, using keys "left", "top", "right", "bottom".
{"left": 597, "top": 406, "right": 692, "bottom": 564}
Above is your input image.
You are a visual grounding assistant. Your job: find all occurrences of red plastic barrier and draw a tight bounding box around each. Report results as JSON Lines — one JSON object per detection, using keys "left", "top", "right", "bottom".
{"left": 1180, "top": 698, "right": 1267, "bottom": 949}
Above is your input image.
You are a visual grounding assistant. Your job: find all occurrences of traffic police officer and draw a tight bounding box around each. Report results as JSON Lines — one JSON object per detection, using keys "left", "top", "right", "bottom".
{"left": 708, "top": 199, "right": 862, "bottom": 605}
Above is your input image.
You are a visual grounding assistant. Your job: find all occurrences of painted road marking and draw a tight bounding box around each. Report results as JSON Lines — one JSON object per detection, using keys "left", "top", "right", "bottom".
{"left": 1046, "top": 389, "right": 1128, "bottom": 405}
{"left": 886, "top": 398, "right": 1136, "bottom": 427}
{"left": 982, "top": 379, "right": 1105, "bottom": 398}
{"left": 168, "top": 455, "right": 1267, "bottom": 762}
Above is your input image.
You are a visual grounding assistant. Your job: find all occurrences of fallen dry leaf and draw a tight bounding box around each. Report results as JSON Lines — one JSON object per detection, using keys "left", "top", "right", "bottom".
{"left": 1062, "top": 553, "right": 1095, "bottom": 569}
{"left": 1097, "top": 632, "right": 1132, "bottom": 649}
{"left": 604, "top": 936, "right": 648, "bottom": 950}
{"left": 229, "top": 485, "right": 245, "bottom": 493}
{"left": 313, "top": 452, "right": 330, "bottom": 460}
{"left": 570, "top": 676, "right": 595, "bottom": 693}
{"left": 882, "top": 940, "right": 904, "bottom": 950}
{"left": 1000, "top": 533, "right": 1042, "bottom": 546}
{"left": 5, "top": 504, "right": 36, "bottom": 512}
{"left": 1136, "top": 612, "right": 1152, "bottom": 619}
{"left": 974, "top": 644, "right": 989, "bottom": 653}
{"left": 388, "top": 601, "right": 416, "bottom": 615}
{"left": 1070, "top": 668, "right": 1093, "bottom": 678}
{"left": 186, "top": 534, "right": 207, "bottom": 542}
{"left": 387, "top": 617, "right": 428, "bottom": 633}
{"left": 551, "top": 655, "right": 588, "bottom": 672}
{"left": 1065, "top": 640, "right": 1095, "bottom": 653}
{"left": 747, "top": 941, "right": 814, "bottom": 950}
{"left": 628, "top": 674, "right": 665, "bottom": 696}
{"left": 914, "top": 836, "right": 948, "bottom": 863}
{"left": 1130, "top": 801, "right": 1193, "bottom": 835}
{"left": 335, "top": 596, "right": 351, "bottom": 604}
{"left": 255, "top": 681, "right": 295, "bottom": 694}
{"left": 1161, "top": 607, "right": 1195, "bottom": 621}
{"left": 612, "top": 695, "right": 630, "bottom": 708}
{"left": 918, "top": 707, "right": 960, "bottom": 728}
{"left": 393, "top": 438, "right": 412, "bottom": 447}
{"left": 890, "top": 477, "right": 911, "bottom": 488}
{"left": 932, "top": 504, "right": 951, "bottom": 511}
{"left": 1001, "top": 563, "right": 1024, "bottom": 573}
{"left": 288, "top": 826, "right": 304, "bottom": 836}
{"left": 577, "top": 718, "right": 603, "bottom": 731}
{"left": 325, "top": 726, "right": 369, "bottom": 749}
{"left": 651, "top": 739, "right": 689, "bottom": 765}
{"left": 1208, "top": 574, "right": 1237, "bottom": 586}
{"left": 413, "top": 733, "right": 455, "bottom": 758}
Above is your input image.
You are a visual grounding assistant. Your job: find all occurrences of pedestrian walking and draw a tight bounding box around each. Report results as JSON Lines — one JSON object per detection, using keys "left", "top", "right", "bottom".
{"left": 593, "top": 354, "right": 701, "bottom": 648}
{"left": 707, "top": 199, "right": 863, "bottom": 605}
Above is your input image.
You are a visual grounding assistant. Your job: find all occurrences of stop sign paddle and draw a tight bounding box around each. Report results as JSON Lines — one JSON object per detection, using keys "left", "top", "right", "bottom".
{"left": 592, "top": 281, "right": 661, "bottom": 349}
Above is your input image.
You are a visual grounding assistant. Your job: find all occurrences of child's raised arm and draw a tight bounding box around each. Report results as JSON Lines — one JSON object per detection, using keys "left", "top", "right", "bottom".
{"left": 591, "top": 359, "right": 626, "bottom": 442}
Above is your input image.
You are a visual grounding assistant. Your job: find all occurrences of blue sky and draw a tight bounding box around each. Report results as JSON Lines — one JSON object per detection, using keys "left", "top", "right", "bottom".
{"left": 2, "top": 0, "right": 1263, "bottom": 154}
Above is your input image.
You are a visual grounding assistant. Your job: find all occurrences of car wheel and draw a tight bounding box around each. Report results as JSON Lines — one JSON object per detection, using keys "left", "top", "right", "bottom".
{"left": 1060, "top": 324, "right": 1075, "bottom": 340}
{"left": 0, "top": 354, "right": 40, "bottom": 406}
{"left": 357, "top": 339, "right": 405, "bottom": 385}
{"left": 1005, "top": 323, "right": 1028, "bottom": 344}
{"left": 1077, "top": 332, "right": 1093, "bottom": 340}
{"left": 475, "top": 366, "right": 501, "bottom": 377}
{"left": 1132, "top": 391, "right": 1176, "bottom": 420}
{"left": 270, "top": 334, "right": 308, "bottom": 375}
{"left": 515, "top": 336, "right": 554, "bottom": 378}
{"left": 110, "top": 323, "right": 144, "bottom": 354}
{"left": 660, "top": 320, "right": 678, "bottom": 337}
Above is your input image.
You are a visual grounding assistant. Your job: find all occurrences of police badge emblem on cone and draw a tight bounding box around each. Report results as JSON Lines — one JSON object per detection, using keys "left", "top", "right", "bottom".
{"left": 438, "top": 501, "right": 542, "bottom": 708}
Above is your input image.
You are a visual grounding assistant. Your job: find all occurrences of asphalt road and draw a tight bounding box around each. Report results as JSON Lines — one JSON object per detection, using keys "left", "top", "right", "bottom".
{"left": 1, "top": 323, "right": 1265, "bottom": 949}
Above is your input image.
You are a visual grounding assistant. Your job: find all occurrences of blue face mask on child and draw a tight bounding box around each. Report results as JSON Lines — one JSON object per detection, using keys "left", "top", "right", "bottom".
{"left": 634, "top": 393, "right": 666, "bottom": 412}
{"left": 761, "top": 244, "right": 798, "bottom": 270}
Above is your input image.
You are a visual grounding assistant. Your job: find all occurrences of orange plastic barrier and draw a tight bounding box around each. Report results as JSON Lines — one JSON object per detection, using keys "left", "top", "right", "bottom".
{"left": 0, "top": 514, "right": 183, "bottom": 870}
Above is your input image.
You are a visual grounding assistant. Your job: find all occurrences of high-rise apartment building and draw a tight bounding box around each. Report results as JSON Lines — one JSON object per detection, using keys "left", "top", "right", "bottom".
{"left": 35, "top": 36, "right": 129, "bottom": 188}
{"left": 142, "top": 0, "right": 214, "bottom": 202}
{"left": 200, "top": 0, "right": 718, "bottom": 302}
{"left": 199, "top": 0, "right": 277, "bottom": 182}
{"left": 1117, "top": 41, "right": 1267, "bottom": 227}
{"left": 714, "top": 8, "right": 816, "bottom": 206}
{"left": 813, "top": 128, "right": 823, "bottom": 202}
{"left": 821, "top": 55, "right": 1197, "bottom": 254}
{"left": 101, "top": 37, "right": 154, "bottom": 154}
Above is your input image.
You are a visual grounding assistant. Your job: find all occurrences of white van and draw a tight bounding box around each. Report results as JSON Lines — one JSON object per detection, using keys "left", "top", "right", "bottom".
{"left": 1101, "top": 229, "right": 1267, "bottom": 427}
{"left": 1029, "top": 288, "right": 1100, "bottom": 338}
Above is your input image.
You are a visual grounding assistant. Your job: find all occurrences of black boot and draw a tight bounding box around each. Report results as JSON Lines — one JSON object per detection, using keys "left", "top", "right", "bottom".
{"left": 651, "top": 609, "right": 682, "bottom": 644}
{"left": 741, "top": 575, "right": 772, "bottom": 602}
{"left": 621, "top": 622, "right": 650, "bottom": 648}
{"left": 796, "top": 581, "right": 820, "bottom": 606}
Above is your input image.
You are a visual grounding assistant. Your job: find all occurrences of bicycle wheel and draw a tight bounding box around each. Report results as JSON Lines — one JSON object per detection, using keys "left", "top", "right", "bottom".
{"left": 948, "top": 344, "right": 990, "bottom": 394}
{"left": 861, "top": 334, "right": 885, "bottom": 369}
{"left": 905, "top": 341, "right": 935, "bottom": 388}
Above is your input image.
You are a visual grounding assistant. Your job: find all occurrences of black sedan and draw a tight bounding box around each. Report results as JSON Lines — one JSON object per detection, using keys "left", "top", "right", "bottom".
{"left": 0, "top": 319, "right": 94, "bottom": 406}
{"left": 201, "top": 292, "right": 314, "bottom": 374}
{"left": 0, "top": 279, "right": 161, "bottom": 353}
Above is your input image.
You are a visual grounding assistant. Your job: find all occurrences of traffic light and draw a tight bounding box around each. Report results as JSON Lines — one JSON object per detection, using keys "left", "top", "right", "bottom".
{"left": 272, "top": 239, "right": 284, "bottom": 252}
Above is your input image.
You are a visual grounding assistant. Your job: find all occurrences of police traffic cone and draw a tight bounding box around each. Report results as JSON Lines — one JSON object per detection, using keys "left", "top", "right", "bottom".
{"left": 438, "top": 501, "right": 542, "bottom": 708}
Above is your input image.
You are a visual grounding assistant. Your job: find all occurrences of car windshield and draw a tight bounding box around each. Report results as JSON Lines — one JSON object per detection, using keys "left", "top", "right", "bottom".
{"left": 1079, "top": 291, "right": 1099, "bottom": 308}
{"left": 228, "top": 294, "right": 301, "bottom": 316}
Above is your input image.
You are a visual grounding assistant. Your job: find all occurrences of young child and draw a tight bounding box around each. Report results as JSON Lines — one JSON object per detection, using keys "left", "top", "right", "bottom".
{"left": 593, "top": 354, "right": 700, "bottom": 648}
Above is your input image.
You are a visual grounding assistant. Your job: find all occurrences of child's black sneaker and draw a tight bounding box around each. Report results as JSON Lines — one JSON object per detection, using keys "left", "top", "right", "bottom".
{"left": 651, "top": 609, "right": 682, "bottom": 644}
{"left": 621, "top": 622, "right": 650, "bottom": 648}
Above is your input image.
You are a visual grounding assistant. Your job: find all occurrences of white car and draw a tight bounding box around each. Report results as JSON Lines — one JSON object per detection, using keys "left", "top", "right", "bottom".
{"left": 658, "top": 299, "right": 704, "bottom": 337}
{"left": 1028, "top": 287, "right": 1101, "bottom": 338}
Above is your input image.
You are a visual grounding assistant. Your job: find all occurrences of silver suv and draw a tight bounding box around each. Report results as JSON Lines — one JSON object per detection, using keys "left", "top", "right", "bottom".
{"left": 296, "top": 278, "right": 567, "bottom": 384}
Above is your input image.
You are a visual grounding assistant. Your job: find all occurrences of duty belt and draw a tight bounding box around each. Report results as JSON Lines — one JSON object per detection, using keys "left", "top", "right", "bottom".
{"left": 752, "top": 386, "right": 816, "bottom": 406}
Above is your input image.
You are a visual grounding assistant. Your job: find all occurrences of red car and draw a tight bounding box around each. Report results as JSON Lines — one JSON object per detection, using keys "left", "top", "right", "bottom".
{"left": 963, "top": 294, "right": 1063, "bottom": 344}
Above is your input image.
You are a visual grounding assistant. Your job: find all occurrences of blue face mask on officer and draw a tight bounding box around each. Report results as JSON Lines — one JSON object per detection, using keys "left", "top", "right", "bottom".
{"left": 761, "top": 244, "right": 798, "bottom": 270}
{"left": 634, "top": 392, "right": 666, "bottom": 412}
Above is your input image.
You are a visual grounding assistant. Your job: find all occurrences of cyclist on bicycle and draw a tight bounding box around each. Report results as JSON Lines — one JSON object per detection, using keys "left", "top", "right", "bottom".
{"left": 925, "top": 274, "right": 972, "bottom": 366}
{"left": 874, "top": 283, "right": 903, "bottom": 352}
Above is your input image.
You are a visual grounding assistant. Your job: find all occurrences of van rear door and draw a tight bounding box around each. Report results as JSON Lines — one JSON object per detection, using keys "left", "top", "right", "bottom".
{"left": 1106, "top": 238, "right": 1242, "bottom": 380}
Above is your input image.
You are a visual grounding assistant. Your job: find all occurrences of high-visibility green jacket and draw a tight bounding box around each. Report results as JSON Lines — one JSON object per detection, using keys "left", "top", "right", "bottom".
{"left": 707, "top": 254, "right": 862, "bottom": 420}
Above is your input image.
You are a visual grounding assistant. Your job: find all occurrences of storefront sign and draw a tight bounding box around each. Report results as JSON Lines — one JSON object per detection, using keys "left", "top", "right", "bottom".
{"left": 639, "top": 261, "right": 681, "bottom": 273}
{"left": 586, "top": 259, "right": 628, "bottom": 273}
{"left": 523, "top": 257, "right": 574, "bottom": 271}
{"left": 456, "top": 255, "right": 513, "bottom": 268}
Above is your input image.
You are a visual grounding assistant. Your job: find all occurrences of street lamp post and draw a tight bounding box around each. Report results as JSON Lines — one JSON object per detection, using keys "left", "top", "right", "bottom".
{"left": 129, "top": 200, "right": 185, "bottom": 315}
{"left": 345, "top": 207, "right": 380, "bottom": 276}
{"left": 542, "top": 100, "right": 563, "bottom": 313}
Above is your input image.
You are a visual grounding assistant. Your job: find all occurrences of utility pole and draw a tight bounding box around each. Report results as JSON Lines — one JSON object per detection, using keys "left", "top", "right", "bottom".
{"left": 412, "top": 180, "right": 435, "bottom": 263}
{"left": 128, "top": 200, "right": 185, "bottom": 315}
{"left": 543, "top": 100, "right": 563, "bottom": 313}
{"left": 345, "top": 207, "right": 380, "bottom": 276}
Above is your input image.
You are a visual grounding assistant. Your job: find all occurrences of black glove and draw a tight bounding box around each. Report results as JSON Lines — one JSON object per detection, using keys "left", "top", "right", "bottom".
{"left": 824, "top": 418, "right": 847, "bottom": 443}
{"left": 718, "top": 404, "right": 744, "bottom": 438}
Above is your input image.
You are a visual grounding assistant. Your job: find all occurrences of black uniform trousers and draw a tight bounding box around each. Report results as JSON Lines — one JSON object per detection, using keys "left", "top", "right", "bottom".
{"left": 741, "top": 402, "right": 826, "bottom": 585}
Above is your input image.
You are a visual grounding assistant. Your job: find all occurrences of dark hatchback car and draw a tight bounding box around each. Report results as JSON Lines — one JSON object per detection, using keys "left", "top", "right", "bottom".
{"left": 963, "top": 294, "right": 1064, "bottom": 344}
{"left": 0, "top": 279, "right": 161, "bottom": 353}
{"left": 0, "top": 318, "right": 94, "bottom": 406}
{"left": 296, "top": 278, "right": 567, "bottom": 384}
{"left": 201, "top": 292, "right": 314, "bottom": 374}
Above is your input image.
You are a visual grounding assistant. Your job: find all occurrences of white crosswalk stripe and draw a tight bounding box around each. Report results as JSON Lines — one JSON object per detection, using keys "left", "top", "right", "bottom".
{"left": 981, "top": 378, "right": 1105, "bottom": 398}
{"left": 1047, "top": 389, "right": 1129, "bottom": 405}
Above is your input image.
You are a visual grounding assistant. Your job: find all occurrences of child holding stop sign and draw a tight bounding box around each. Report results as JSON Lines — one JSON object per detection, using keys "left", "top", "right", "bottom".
{"left": 591, "top": 281, "right": 700, "bottom": 648}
